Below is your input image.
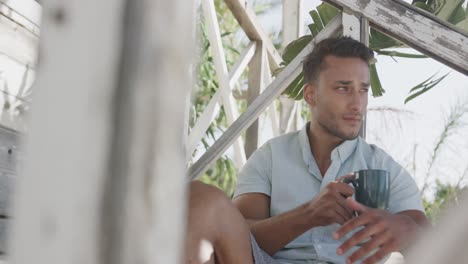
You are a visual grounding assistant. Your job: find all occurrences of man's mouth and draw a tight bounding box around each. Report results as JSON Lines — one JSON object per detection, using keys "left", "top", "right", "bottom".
{"left": 343, "top": 114, "right": 362, "bottom": 123}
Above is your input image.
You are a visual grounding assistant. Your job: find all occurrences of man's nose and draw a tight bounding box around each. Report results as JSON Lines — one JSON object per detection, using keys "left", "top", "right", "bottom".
{"left": 349, "top": 90, "right": 364, "bottom": 112}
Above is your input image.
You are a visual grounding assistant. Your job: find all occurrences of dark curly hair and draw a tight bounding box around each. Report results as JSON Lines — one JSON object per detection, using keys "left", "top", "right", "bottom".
{"left": 302, "top": 36, "right": 374, "bottom": 84}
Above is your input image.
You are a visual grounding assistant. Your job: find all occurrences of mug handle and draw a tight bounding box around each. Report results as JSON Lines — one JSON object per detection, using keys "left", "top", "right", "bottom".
{"left": 342, "top": 177, "right": 359, "bottom": 217}
{"left": 343, "top": 177, "right": 358, "bottom": 189}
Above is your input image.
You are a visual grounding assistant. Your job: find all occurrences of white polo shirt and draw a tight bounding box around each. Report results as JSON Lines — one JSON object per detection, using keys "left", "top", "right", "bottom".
{"left": 234, "top": 123, "right": 424, "bottom": 264}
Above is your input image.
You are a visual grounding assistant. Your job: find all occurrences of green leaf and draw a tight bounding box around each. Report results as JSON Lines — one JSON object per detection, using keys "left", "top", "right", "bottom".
{"left": 448, "top": 2, "right": 466, "bottom": 24}
{"left": 316, "top": 3, "right": 339, "bottom": 26}
{"left": 456, "top": 18, "right": 468, "bottom": 31}
{"left": 413, "top": 2, "right": 433, "bottom": 12}
{"left": 374, "top": 49, "right": 428, "bottom": 58}
{"left": 405, "top": 72, "right": 449, "bottom": 104}
{"left": 369, "top": 29, "right": 401, "bottom": 50}
{"left": 281, "top": 73, "right": 304, "bottom": 99}
{"left": 282, "top": 35, "right": 313, "bottom": 64}
{"left": 369, "top": 64, "right": 385, "bottom": 97}
{"left": 309, "top": 10, "right": 324, "bottom": 31}
{"left": 435, "top": 0, "right": 463, "bottom": 21}
{"left": 308, "top": 23, "right": 319, "bottom": 37}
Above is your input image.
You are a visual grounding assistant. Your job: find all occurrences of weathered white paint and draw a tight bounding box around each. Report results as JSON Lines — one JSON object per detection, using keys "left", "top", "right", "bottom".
{"left": 245, "top": 42, "right": 266, "bottom": 158}
{"left": 0, "top": 14, "right": 38, "bottom": 67}
{"left": 201, "top": 0, "right": 246, "bottom": 168}
{"left": 327, "top": 0, "right": 468, "bottom": 75}
{"left": 342, "top": 10, "right": 369, "bottom": 139}
{"left": 11, "top": 0, "right": 191, "bottom": 264}
{"left": 224, "top": 0, "right": 282, "bottom": 71}
{"left": 186, "top": 42, "right": 255, "bottom": 161}
{"left": 189, "top": 15, "right": 342, "bottom": 179}
{"left": 279, "top": 0, "right": 303, "bottom": 134}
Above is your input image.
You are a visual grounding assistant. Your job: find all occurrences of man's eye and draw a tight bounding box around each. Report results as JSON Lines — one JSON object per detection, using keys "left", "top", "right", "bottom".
{"left": 337, "top": 87, "right": 347, "bottom": 91}
{"left": 360, "top": 88, "right": 369, "bottom": 93}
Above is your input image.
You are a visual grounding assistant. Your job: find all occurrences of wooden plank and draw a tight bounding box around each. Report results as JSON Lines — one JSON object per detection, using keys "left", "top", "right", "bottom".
{"left": 189, "top": 15, "right": 342, "bottom": 179}
{"left": 187, "top": 42, "right": 255, "bottom": 159}
{"left": 224, "top": 0, "right": 282, "bottom": 71}
{"left": 326, "top": 0, "right": 468, "bottom": 75}
{"left": 263, "top": 51, "right": 279, "bottom": 137}
{"left": 0, "top": 14, "right": 38, "bottom": 67}
{"left": 0, "top": 125, "right": 19, "bottom": 218}
{"left": 11, "top": 0, "right": 127, "bottom": 262}
{"left": 0, "top": 0, "right": 42, "bottom": 29}
{"left": 228, "top": 41, "right": 256, "bottom": 88}
{"left": 0, "top": 219, "right": 8, "bottom": 254}
{"left": 187, "top": 90, "right": 221, "bottom": 158}
{"left": 279, "top": 0, "right": 303, "bottom": 134}
{"left": 202, "top": 0, "right": 246, "bottom": 168}
{"left": 282, "top": 0, "right": 304, "bottom": 48}
{"left": 11, "top": 0, "right": 192, "bottom": 263}
{"left": 342, "top": 10, "right": 369, "bottom": 139}
{"left": 245, "top": 41, "right": 265, "bottom": 158}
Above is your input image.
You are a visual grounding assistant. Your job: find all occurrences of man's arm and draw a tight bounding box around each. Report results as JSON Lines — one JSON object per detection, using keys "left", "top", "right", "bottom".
{"left": 233, "top": 182, "right": 355, "bottom": 256}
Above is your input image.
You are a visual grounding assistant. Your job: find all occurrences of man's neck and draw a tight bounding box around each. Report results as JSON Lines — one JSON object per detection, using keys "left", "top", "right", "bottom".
{"left": 307, "top": 121, "right": 344, "bottom": 176}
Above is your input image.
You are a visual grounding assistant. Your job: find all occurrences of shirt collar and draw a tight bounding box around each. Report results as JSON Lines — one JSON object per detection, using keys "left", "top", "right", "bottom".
{"left": 299, "top": 122, "right": 359, "bottom": 166}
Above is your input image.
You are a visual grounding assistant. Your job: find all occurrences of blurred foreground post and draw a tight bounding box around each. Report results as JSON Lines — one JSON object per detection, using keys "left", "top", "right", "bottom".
{"left": 11, "top": 0, "right": 193, "bottom": 263}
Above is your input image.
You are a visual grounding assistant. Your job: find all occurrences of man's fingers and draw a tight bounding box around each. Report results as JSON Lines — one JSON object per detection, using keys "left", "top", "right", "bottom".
{"left": 333, "top": 212, "right": 373, "bottom": 240}
{"left": 329, "top": 182, "right": 355, "bottom": 197}
{"left": 337, "top": 223, "right": 382, "bottom": 254}
{"left": 346, "top": 197, "right": 369, "bottom": 214}
{"left": 334, "top": 194, "right": 354, "bottom": 219}
{"left": 334, "top": 200, "right": 353, "bottom": 223}
{"left": 346, "top": 230, "right": 391, "bottom": 263}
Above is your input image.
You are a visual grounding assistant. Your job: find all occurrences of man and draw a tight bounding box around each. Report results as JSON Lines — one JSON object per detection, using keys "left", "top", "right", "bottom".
{"left": 185, "top": 36, "right": 428, "bottom": 264}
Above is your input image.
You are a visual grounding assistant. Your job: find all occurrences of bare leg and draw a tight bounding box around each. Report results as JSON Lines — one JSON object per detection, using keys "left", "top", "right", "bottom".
{"left": 185, "top": 181, "right": 254, "bottom": 264}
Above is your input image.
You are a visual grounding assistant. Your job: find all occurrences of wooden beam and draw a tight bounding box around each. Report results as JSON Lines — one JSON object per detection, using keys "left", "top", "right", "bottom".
{"left": 245, "top": 41, "right": 265, "bottom": 158}
{"left": 0, "top": 14, "right": 38, "bottom": 67}
{"left": 279, "top": 0, "right": 303, "bottom": 134}
{"left": 189, "top": 15, "right": 342, "bottom": 179}
{"left": 186, "top": 42, "right": 256, "bottom": 160}
{"left": 263, "top": 51, "right": 279, "bottom": 137}
{"left": 0, "top": 0, "right": 41, "bottom": 35}
{"left": 224, "top": 0, "right": 282, "bottom": 71}
{"left": 202, "top": 0, "right": 246, "bottom": 168}
{"left": 342, "top": 10, "right": 369, "bottom": 139}
{"left": 326, "top": 0, "right": 468, "bottom": 75}
{"left": 11, "top": 1, "right": 192, "bottom": 264}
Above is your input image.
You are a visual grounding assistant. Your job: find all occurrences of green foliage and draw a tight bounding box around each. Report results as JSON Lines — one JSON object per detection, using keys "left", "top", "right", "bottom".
{"left": 280, "top": 1, "right": 465, "bottom": 102}
{"left": 404, "top": 72, "right": 449, "bottom": 104}
{"left": 423, "top": 181, "right": 467, "bottom": 223}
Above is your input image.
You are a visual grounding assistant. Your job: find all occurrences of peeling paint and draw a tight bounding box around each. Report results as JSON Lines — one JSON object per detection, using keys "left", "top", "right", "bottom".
{"left": 356, "top": 0, "right": 371, "bottom": 10}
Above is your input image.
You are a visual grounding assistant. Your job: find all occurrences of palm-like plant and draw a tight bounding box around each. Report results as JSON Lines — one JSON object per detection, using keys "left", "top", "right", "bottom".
{"left": 279, "top": 1, "right": 467, "bottom": 102}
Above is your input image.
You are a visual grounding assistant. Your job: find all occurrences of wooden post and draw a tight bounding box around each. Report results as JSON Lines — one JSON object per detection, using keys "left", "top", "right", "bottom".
{"left": 11, "top": 1, "right": 192, "bottom": 264}
{"left": 279, "top": 0, "right": 303, "bottom": 134}
{"left": 245, "top": 42, "right": 265, "bottom": 158}
{"left": 342, "top": 9, "right": 369, "bottom": 138}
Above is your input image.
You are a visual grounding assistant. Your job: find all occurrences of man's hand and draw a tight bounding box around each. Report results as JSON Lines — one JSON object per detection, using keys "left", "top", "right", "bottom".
{"left": 305, "top": 176, "right": 355, "bottom": 227}
{"left": 333, "top": 198, "right": 420, "bottom": 264}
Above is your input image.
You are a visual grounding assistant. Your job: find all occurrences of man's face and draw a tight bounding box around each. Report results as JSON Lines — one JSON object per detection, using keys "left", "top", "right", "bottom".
{"left": 304, "top": 55, "right": 370, "bottom": 140}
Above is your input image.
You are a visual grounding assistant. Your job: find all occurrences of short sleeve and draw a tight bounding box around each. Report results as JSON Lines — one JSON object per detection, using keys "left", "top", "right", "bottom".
{"left": 376, "top": 150, "right": 424, "bottom": 214}
{"left": 233, "top": 142, "right": 272, "bottom": 198}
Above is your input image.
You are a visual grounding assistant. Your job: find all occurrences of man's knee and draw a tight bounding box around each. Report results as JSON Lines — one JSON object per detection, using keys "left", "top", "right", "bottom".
{"left": 189, "top": 181, "right": 231, "bottom": 213}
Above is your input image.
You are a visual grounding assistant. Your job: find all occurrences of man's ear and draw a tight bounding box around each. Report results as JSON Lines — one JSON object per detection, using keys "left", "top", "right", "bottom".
{"left": 303, "top": 83, "right": 316, "bottom": 106}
